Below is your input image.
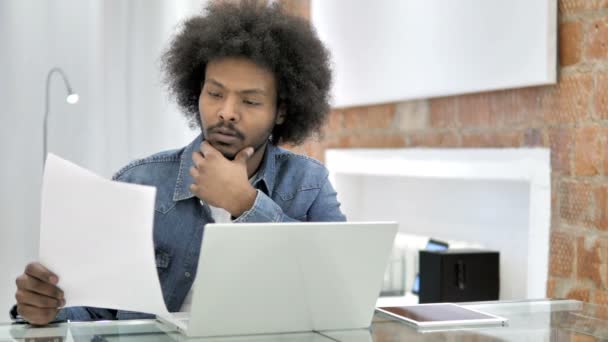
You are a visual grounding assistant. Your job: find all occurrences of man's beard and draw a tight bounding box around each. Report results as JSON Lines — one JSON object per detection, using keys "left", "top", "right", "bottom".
{"left": 202, "top": 123, "right": 270, "bottom": 160}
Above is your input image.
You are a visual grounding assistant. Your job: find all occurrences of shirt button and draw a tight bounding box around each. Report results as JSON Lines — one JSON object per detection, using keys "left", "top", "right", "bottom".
{"left": 184, "top": 272, "right": 191, "bottom": 278}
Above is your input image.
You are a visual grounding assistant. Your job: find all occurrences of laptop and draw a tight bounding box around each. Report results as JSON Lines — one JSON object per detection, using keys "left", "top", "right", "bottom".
{"left": 157, "top": 221, "right": 398, "bottom": 337}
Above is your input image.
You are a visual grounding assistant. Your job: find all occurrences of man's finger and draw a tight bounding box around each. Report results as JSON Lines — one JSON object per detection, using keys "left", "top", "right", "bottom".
{"left": 16, "top": 289, "right": 63, "bottom": 309}
{"left": 24, "top": 263, "right": 58, "bottom": 285}
{"left": 192, "top": 152, "right": 205, "bottom": 169}
{"left": 16, "top": 275, "right": 63, "bottom": 299}
{"left": 200, "top": 141, "right": 220, "bottom": 159}
{"left": 189, "top": 166, "right": 200, "bottom": 180}
{"left": 234, "top": 147, "right": 254, "bottom": 165}
{"left": 17, "top": 303, "right": 58, "bottom": 326}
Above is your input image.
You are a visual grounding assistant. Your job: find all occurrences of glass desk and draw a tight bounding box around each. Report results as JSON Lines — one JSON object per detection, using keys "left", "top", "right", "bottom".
{"left": 2, "top": 299, "right": 607, "bottom": 341}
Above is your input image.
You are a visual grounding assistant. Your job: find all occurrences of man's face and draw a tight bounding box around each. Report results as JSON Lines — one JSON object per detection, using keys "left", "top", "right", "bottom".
{"left": 199, "top": 57, "right": 284, "bottom": 160}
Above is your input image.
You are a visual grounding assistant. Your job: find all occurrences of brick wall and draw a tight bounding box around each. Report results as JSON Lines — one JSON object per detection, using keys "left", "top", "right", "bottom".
{"left": 282, "top": 0, "right": 608, "bottom": 304}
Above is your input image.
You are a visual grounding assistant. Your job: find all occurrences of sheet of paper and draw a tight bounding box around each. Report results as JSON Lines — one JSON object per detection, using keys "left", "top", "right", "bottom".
{"left": 39, "top": 154, "right": 170, "bottom": 319}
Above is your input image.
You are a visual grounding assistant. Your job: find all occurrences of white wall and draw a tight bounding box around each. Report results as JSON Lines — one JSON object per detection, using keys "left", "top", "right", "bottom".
{"left": 338, "top": 175, "right": 530, "bottom": 300}
{"left": 311, "top": 0, "right": 557, "bottom": 108}
{"left": 0, "top": 0, "right": 203, "bottom": 318}
{"left": 326, "top": 148, "right": 551, "bottom": 301}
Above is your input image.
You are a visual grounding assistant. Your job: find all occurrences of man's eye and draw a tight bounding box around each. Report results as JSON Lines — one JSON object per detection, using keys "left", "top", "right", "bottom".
{"left": 207, "top": 91, "right": 222, "bottom": 98}
{"left": 243, "top": 100, "right": 261, "bottom": 106}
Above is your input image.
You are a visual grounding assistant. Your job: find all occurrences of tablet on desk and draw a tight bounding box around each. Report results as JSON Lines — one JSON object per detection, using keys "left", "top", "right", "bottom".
{"left": 376, "top": 303, "right": 507, "bottom": 329}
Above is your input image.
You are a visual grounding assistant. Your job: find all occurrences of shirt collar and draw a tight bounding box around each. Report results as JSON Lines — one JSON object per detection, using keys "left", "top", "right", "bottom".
{"left": 173, "top": 134, "right": 278, "bottom": 202}
{"left": 251, "top": 141, "right": 277, "bottom": 196}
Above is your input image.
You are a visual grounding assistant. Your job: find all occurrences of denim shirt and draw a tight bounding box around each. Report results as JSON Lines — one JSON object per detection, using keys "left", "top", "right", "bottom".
{"left": 56, "top": 134, "right": 346, "bottom": 321}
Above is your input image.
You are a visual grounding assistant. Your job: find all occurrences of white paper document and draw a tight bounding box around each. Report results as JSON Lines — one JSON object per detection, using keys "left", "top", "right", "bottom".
{"left": 39, "top": 154, "right": 170, "bottom": 319}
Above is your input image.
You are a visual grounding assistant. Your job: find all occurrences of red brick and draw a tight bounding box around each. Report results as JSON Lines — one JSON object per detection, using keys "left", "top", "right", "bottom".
{"left": 550, "top": 232, "right": 576, "bottom": 277}
{"left": 549, "top": 128, "right": 574, "bottom": 175}
{"left": 323, "top": 110, "right": 343, "bottom": 132}
{"left": 559, "top": 181, "right": 595, "bottom": 227}
{"left": 278, "top": 0, "right": 310, "bottom": 20}
{"left": 574, "top": 126, "right": 603, "bottom": 176}
{"left": 552, "top": 178, "right": 560, "bottom": 227}
{"left": 604, "top": 138, "right": 608, "bottom": 176}
{"left": 299, "top": 135, "right": 342, "bottom": 163}
{"left": 604, "top": 239, "right": 608, "bottom": 286}
{"left": 339, "top": 133, "right": 406, "bottom": 149}
{"left": 559, "top": 0, "right": 608, "bottom": 15}
{"left": 488, "top": 88, "right": 542, "bottom": 127}
{"left": 595, "top": 289, "right": 608, "bottom": 305}
{"left": 342, "top": 104, "right": 396, "bottom": 130}
{"left": 577, "top": 237, "right": 604, "bottom": 287}
{"left": 429, "top": 97, "right": 458, "bottom": 128}
{"left": 566, "top": 287, "right": 591, "bottom": 302}
{"left": 560, "top": 21, "right": 584, "bottom": 66}
{"left": 570, "top": 334, "right": 597, "bottom": 342}
{"left": 594, "top": 73, "right": 608, "bottom": 120}
{"left": 302, "top": 133, "right": 405, "bottom": 157}
{"left": 461, "top": 131, "right": 521, "bottom": 148}
{"left": 408, "top": 132, "right": 459, "bottom": 147}
{"left": 594, "top": 186, "right": 608, "bottom": 230}
{"left": 593, "top": 289, "right": 608, "bottom": 320}
{"left": 541, "top": 73, "right": 592, "bottom": 124}
{"left": 585, "top": 17, "right": 608, "bottom": 60}
{"left": 547, "top": 278, "right": 557, "bottom": 298}
{"left": 457, "top": 94, "right": 491, "bottom": 128}
{"left": 524, "top": 128, "right": 544, "bottom": 147}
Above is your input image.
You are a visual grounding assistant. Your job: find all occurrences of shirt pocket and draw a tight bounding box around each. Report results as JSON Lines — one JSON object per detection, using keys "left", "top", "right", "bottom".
{"left": 155, "top": 248, "right": 172, "bottom": 279}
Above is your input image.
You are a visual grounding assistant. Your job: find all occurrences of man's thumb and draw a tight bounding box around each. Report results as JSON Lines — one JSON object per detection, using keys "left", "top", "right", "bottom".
{"left": 235, "top": 147, "right": 254, "bottom": 164}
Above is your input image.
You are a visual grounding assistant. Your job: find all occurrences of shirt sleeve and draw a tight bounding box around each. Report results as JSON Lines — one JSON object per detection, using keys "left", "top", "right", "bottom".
{"left": 53, "top": 307, "right": 118, "bottom": 322}
{"left": 8, "top": 305, "right": 112, "bottom": 323}
{"left": 233, "top": 177, "right": 347, "bottom": 223}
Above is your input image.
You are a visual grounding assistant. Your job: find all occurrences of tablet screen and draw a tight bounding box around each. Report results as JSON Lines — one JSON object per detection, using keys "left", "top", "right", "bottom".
{"left": 377, "top": 303, "right": 501, "bottom": 323}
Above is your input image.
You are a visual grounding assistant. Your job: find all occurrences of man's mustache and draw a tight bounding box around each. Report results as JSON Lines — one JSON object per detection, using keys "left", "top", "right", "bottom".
{"left": 206, "top": 123, "right": 245, "bottom": 140}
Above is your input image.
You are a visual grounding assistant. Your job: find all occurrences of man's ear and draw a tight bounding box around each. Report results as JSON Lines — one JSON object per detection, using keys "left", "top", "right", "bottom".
{"left": 275, "top": 104, "right": 286, "bottom": 125}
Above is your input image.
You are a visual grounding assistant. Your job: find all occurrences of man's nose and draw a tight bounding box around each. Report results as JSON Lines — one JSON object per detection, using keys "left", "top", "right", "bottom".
{"left": 218, "top": 97, "right": 239, "bottom": 122}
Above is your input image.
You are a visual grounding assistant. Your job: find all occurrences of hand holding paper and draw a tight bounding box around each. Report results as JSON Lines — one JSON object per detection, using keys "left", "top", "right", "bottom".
{"left": 36, "top": 154, "right": 169, "bottom": 319}
{"left": 14, "top": 262, "right": 64, "bottom": 325}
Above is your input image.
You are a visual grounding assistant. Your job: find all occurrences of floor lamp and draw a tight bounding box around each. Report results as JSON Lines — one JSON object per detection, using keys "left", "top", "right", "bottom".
{"left": 43, "top": 67, "right": 79, "bottom": 166}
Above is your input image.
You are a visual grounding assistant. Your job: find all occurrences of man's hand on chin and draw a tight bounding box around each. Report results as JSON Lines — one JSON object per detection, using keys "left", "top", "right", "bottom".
{"left": 189, "top": 141, "right": 257, "bottom": 217}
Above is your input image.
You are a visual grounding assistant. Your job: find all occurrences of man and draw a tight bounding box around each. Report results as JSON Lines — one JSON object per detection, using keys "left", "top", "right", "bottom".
{"left": 13, "top": 0, "right": 345, "bottom": 325}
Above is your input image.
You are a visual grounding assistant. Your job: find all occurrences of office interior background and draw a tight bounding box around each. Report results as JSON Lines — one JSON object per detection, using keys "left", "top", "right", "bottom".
{"left": 1, "top": 0, "right": 607, "bottom": 316}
